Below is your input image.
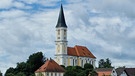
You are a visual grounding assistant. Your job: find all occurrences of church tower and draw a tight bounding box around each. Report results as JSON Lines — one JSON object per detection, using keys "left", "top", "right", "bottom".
{"left": 55, "top": 4, "right": 68, "bottom": 66}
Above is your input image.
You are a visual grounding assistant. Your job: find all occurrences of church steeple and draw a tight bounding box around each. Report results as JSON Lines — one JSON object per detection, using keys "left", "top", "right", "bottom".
{"left": 55, "top": 4, "right": 68, "bottom": 66}
{"left": 56, "top": 4, "right": 67, "bottom": 28}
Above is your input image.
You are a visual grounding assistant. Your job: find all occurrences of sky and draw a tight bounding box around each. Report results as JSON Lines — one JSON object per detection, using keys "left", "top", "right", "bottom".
{"left": 0, "top": 0, "right": 135, "bottom": 74}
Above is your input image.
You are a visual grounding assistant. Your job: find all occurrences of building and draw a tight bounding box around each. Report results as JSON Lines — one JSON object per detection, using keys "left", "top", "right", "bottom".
{"left": 116, "top": 68, "right": 135, "bottom": 76}
{"left": 96, "top": 68, "right": 117, "bottom": 76}
{"left": 54, "top": 4, "right": 96, "bottom": 67}
{"left": 124, "top": 68, "right": 135, "bottom": 76}
{"left": 35, "top": 59, "right": 65, "bottom": 76}
{"left": 116, "top": 67, "right": 126, "bottom": 76}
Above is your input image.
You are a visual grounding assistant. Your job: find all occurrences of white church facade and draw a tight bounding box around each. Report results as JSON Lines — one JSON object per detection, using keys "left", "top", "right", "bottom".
{"left": 54, "top": 5, "right": 96, "bottom": 68}
{"left": 35, "top": 4, "right": 96, "bottom": 76}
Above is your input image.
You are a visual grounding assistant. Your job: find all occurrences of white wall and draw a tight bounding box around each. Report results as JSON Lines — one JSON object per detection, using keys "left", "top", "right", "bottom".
{"left": 120, "top": 71, "right": 127, "bottom": 76}
{"left": 67, "top": 56, "right": 96, "bottom": 68}
{"left": 35, "top": 72, "right": 64, "bottom": 76}
{"left": 111, "top": 68, "right": 117, "bottom": 76}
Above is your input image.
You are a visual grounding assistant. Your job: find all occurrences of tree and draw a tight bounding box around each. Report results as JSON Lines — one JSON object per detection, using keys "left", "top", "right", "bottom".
{"left": 16, "top": 62, "right": 27, "bottom": 72}
{"left": 27, "top": 52, "right": 44, "bottom": 73}
{"left": 84, "top": 63, "right": 94, "bottom": 70}
{"left": 0, "top": 71, "right": 2, "bottom": 76}
{"left": 98, "top": 58, "right": 112, "bottom": 68}
{"left": 60, "top": 65, "right": 65, "bottom": 69}
{"left": 64, "top": 63, "right": 97, "bottom": 76}
{"left": 5, "top": 73, "right": 15, "bottom": 76}
{"left": 5, "top": 67, "right": 16, "bottom": 76}
{"left": 99, "top": 59, "right": 105, "bottom": 68}
{"left": 5, "top": 52, "right": 45, "bottom": 76}
{"left": 77, "top": 71, "right": 86, "bottom": 76}
{"left": 64, "top": 66, "right": 82, "bottom": 76}
{"left": 84, "top": 63, "right": 97, "bottom": 76}
{"left": 16, "top": 72, "right": 26, "bottom": 76}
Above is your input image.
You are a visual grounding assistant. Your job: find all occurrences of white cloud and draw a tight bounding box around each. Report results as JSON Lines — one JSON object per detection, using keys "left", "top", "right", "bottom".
{"left": 1, "top": 0, "right": 135, "bottom": 74}
{"left": 65, "top": 0, "right": 135, "bottom": 68}
{"left": 19, "top": 0, "right": 59, "bottom": 6}
{"left": 0, "top": 10, "right": 27, "bottom": 18}
{"left": 0, "top": 0, "right": 13, "bottom": 9}
{"left": 13, "top": 1, "right": 25, "bottom": 8}
{"left": 0, "top": 7, "right": 59, "bottom": 73}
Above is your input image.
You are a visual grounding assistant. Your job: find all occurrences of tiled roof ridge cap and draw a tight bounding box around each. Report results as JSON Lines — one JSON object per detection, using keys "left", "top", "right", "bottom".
{"left": 74, "top": 45, "right": 80, "bottom": 56}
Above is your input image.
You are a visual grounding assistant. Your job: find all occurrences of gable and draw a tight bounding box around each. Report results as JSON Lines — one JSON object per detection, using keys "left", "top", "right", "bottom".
{"left": 96, "top": 68, "right": 113, "bottom": 76}
{"left": 35, "top": 59, "right": 65, "bottom": 73}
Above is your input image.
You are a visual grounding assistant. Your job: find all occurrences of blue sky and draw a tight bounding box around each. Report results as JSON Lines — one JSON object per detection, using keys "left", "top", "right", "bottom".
{"left": 0, "top": 0, "right": 135, "bottom": 74}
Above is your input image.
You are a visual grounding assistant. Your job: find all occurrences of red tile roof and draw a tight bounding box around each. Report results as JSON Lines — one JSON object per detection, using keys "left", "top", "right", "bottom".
{"left": 35, "top": 59, "right": 65, "bottom": 73}
{"left": 67, "top": 45, "right": 96, "bottom": 58}
{"left": 96, "top": 68, "right": 113, "bottom": 76}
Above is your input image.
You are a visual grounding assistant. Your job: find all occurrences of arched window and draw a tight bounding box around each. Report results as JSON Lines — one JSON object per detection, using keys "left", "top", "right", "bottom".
{"left": 51, "top": 73, "right": 53, "bottom": 76}
{"left": 81, "top": 60, "right": 83, "bottom": 67}
{"left": 58, "top": 30, "right": 60, "bottom": 35}
{"left": 73, "top": 59, "right": 74, "bottom": 66}
{"left": 75, "top": 59, "right": 77, "bottom": 66}
{"left": 46, "top": 72, "right": 49, "bottom": 76}
{"left": 64, "top": 30, "right": 66, "bottom": 35}
{"left": 55, "top": 73, "right": 57, "bottom": 76}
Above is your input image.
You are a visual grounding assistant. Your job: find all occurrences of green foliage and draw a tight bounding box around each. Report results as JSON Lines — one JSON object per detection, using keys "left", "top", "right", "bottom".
{"left": 16, "top": 72, "right": 26, "bottom": 76}
{"left": 27, "top": 52, "right": 44, "bottom": 72}
{"left": 64, "top": 63, "right": 97, "bottom": 76}
{"left": 5, "top": 52, "right": 45, "bottom": 76}
{"left": 98, "top": 58, "right": 113, "bottom": 68}
{"left": 84, "top": 63, "right": 93, "bottom": 70}
{"left": 89, "top": 70, "right": 98, "bottom": 76}
{"left": 77, "top": 71, "right": 86, "bottom": 76}
{"left": 5, "top": 67, "right": 16, "bottom": 76}
{"left": 5, "top": 73, "right": 15, "bottom": 76}
{"left": 64, "top": 70, "right": 77, "bottom": 76}
{"left": 60, "top": 65, "right": 65, "bottom": 69}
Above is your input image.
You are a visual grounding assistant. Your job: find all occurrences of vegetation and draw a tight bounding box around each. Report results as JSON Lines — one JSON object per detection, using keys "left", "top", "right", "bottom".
{"left": 98, "top": 58, "right": 113, "bottom": 68}
{"left": 0, "top": 71, "right": 2, "bottom": 76}
{"left": 5, "top": 52, "right": 46, "bottom": 76}
{"left": 64, "top": 63, "right": 97, "bottom": 76}
{"left": 4, "top": 51, "right": 114, "bottom": 76}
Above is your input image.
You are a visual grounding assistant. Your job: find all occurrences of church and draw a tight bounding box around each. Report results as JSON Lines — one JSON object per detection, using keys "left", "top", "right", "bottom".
{"left": 54, "top": 5, "right": 96, "bottom": 68}
{"left": 35, "top": 4, "right": 96, "bottom": 76}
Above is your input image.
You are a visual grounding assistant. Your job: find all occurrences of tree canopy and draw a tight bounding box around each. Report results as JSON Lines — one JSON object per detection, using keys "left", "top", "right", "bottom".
{"left": 64, "top": 63, "right": 97, "bottom": 76}
{"left": 5, "top": 52, "right": 45, "bottom": 76}
{"left": 0, "top": 71, "right": 2, "bottom": 76}
{"left": 98, "top": 58, "right": 113, "bottom": 68}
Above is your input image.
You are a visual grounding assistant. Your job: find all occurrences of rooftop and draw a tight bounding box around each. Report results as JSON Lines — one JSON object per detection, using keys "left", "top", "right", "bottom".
{"left": 67, "top": 45, "right": 96, "bottom": 58}
{"left": 35, "top": 59, "right": 65, "bottom": 73}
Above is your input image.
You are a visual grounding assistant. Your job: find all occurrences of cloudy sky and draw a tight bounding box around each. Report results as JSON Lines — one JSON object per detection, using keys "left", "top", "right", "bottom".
{"left": 0, "top": 0, "right": 135, "bottom": 74}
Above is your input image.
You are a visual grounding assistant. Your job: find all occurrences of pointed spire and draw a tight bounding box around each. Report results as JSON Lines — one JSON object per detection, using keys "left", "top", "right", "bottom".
{"left": 56, "top": 4, "right": 67, "bottom": 28}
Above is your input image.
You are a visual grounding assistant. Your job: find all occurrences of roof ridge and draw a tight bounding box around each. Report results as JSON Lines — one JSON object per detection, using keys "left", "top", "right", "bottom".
{"left": 44, "top": 60, "right": 50, "bottom": 71}
{"left": 74, "top": 46, "right": 79, "bottom": 56}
